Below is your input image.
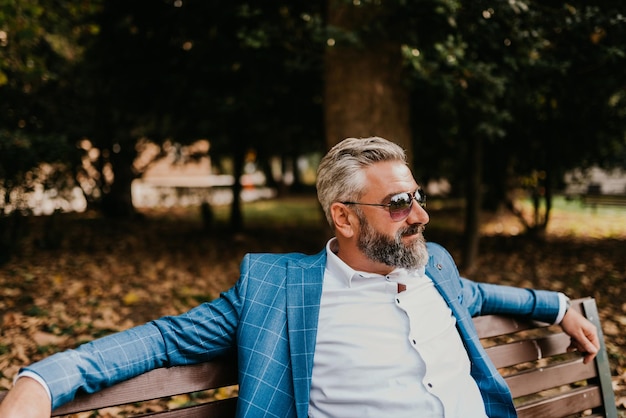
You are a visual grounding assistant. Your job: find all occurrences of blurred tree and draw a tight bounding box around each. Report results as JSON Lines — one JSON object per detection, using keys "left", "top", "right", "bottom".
{"left": 70, "top": 0, "right": 324, "bottom": 225}
{"left": 2, "top": 0, "right": 625, "bottom": 254}
{"left": 498, "top": 1, "right": 626, "bottom": 237}
{"left": 166, "top": 1, "right": 325, "bottom": 229}
{"left": 68, "top": 0, "right": 190, "bottom": 218}
{"left": 405, "top": 0, "right": 626, "bottom": 270}
{"left": 0, "top": 0, "right": 98, "bottom": 204}
{"left": 324, "top": 0, "right": 412, "bottom": 157}
{"left": 0, "top": 0, "right": 100, "bottom": 260}
{"left": 398, "top": 0, "right": 513, "bottom": 270}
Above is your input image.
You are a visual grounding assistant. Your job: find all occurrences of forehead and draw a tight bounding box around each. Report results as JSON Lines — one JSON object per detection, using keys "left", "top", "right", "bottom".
{"left": 362, "top": 161, "right": 417, "bottom": 197}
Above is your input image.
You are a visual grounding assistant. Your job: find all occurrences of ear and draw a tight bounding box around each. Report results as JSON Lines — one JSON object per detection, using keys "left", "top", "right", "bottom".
{"left": 330, "top": 202, "right": 357, "bottom": 239}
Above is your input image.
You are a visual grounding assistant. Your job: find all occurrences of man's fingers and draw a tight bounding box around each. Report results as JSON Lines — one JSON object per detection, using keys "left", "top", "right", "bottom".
{"left": 561, "top": 309, "right": 601, "bottom": 364}
{"left": 568, "top": 337, "right": 599, "bottom": 364}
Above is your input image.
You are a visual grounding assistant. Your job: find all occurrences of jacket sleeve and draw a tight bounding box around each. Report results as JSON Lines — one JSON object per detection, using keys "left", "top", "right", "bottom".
{"left": 22, "top": 278, "right": 244, "bottom": 410}
{"left": 426, "top": 241, "right": 560, "bottom": 324}
{"left": 459, "top": 278, "right": 561, "bottom": 324}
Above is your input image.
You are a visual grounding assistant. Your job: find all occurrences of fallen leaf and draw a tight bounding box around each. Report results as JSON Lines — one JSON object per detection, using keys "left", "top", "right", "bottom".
{"left": 32, "top": 331, "right": 67, "bottom": 347}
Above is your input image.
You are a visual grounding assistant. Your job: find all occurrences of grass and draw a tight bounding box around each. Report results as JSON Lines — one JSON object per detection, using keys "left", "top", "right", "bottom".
{"left": 213, "top": 196, "right": 326, "bottom": 227}
{"left": 512, "top": 196, "right": 626, "bottom": 239}
{"left": 194, "top": 194, "right": 626, "bottom": 240}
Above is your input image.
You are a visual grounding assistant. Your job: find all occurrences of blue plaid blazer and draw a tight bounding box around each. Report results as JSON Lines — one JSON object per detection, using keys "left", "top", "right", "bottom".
{"left": 27, "top": 242, "right": 560, "bottom": 417}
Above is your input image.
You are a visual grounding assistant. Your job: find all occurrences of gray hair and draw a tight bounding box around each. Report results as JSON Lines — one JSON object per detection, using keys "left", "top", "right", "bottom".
{"left": 316, "top": 137, "right": 408, "bottom": 228}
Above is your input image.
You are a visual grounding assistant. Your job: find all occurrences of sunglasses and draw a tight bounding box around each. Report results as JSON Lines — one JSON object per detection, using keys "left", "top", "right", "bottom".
{"left": 341, "top": 189, "right": 427, "bottom": 221}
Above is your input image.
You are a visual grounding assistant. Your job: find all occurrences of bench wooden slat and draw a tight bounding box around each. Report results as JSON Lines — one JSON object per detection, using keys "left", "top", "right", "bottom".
{"left": 516, "top": 385, "right": 603, "bottom": 418}
{"left": 52, "top": 357, "right": 238, "bottom": 416}
{"left": 134, "top": 397, "right": 237, "bottom": 418}
{"left": 582, "top": 194, "right": 626, "bottom": 207}
{"left": 483, "top": 332, "right": 571, "bottom": 368}
{"left": 473, "top": 315, "right": 549, "bottom": 338}
{"left": 504, "top": 358, "right": 597, "bottom": 398}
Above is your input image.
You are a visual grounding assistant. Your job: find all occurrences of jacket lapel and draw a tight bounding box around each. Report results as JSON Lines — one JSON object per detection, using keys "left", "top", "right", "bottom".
{"left": 425, "top": 253, "right": 458, "bottom": 306}
{"left": 424, "top": 246, "right": 470, "bottom": 335}
{"left": 286, "top": 250, "right": 326, "bottom": 418}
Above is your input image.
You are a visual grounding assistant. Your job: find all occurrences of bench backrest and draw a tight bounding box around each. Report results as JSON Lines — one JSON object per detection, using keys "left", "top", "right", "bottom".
{"left": 1, "top": 298, "right": 617, "bottom": 417}
{"left": 474, "top": 297, "right": 617, "bottom": 418}
{"left": 50, "top": 358, "right": 239, "bottom": 417}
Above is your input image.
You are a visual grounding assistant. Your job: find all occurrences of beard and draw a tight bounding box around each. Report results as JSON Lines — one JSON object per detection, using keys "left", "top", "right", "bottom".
{"left": 356, "top": 215, "right": 429, "bottom": 270}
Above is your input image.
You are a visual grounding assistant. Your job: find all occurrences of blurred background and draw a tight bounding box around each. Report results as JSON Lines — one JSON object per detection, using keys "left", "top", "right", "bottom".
{"left": 1, "top": 0, "right": 625, "bottom": 413}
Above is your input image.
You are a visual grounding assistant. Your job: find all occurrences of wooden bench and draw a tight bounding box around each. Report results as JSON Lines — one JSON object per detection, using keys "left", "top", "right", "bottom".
{"left": 473, "top": 298, "right": 617, "bottom": 418}
{"left": 581, "top": 193, "right": 626, "bottom": 208}
{"left": 0, "top": 298, "right": 617, "bottom": 417}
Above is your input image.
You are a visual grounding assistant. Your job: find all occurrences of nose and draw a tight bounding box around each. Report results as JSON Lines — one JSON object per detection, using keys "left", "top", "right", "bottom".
{"left": 407, "top": 199, "right": 429, "bottom": 225}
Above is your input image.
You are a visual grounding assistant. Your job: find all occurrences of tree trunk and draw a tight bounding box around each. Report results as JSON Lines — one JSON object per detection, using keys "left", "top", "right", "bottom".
{"left": 462, "top": 134, "right": 483, "bottom": 274}
{"left": 229, "top": 146, "right": 245, "bottom": 232}
{"left": 101, "top": 142, "right": 137, "bottom": 218}
{"left": 543, "top": 167, "right": 553, "bottom": 229}
{"left": 529, "top": 167, "right": 552, "bottom": 240}
{"left": 324, "top": 2, "right": 412, "bottom": 164}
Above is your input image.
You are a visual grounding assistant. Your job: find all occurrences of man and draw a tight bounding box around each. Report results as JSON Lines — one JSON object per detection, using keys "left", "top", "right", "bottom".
{"left": 0, "top": 136, "right": 599, "bottom": 417}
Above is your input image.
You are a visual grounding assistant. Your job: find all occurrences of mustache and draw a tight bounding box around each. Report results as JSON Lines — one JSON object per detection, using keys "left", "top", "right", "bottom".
{"left": 399, "top": 224, "right": 425, "bottom": 237}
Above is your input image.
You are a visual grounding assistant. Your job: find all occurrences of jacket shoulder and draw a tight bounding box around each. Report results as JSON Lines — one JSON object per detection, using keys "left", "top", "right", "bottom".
{"left": 243, "top": 250, "right": 326, "bottom": 271}
{"left": 426, "top": 242, "right": 456, "bottom": 264}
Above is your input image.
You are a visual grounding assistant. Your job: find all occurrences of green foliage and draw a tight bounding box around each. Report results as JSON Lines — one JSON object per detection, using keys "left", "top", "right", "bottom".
{"left": 0, "top": 0, "right": 102, "bottom": 122}
{"left": 0, "top": 0, "right": 101, "bottom": 218}
{"left": 0, "top": 129, "right": 75, "bottom": 262}
{"left": 0, "top": 130, "right": 74, "bottom": 213}
{"left": 403, "top": 1, "right": 626, "bottom": 205}
{"left": 1, "top": 0, "right": 624, "bottom": 231}
{"left": 1, "top": 1, "right": 322, "bottom": 219}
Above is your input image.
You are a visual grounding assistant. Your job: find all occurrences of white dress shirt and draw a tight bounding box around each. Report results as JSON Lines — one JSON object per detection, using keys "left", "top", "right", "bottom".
{"left": 308, "top": 239, "right": 487, "bottom": 417}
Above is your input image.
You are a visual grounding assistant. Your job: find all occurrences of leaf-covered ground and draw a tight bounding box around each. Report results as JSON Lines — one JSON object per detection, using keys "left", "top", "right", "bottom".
{"left": 1, "top": 196, "right": 625, "bottom": 416}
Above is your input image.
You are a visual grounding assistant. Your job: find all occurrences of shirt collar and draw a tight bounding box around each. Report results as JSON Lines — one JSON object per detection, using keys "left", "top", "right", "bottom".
{"left": 325, "top": 238, "right": 426, "bottom": 289}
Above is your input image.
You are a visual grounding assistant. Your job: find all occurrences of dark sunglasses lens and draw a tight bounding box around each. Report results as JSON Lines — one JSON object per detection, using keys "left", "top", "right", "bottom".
{"left": 388, "top": 193, "right": 413, "bottom": 220}
{"left": 416, "top": 190, "right": 426, "bottom": 206}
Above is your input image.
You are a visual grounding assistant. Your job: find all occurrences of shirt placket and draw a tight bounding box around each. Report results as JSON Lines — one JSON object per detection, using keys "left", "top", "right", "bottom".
{"left": 393, "top": 286, "right": 440, "bottom": 397}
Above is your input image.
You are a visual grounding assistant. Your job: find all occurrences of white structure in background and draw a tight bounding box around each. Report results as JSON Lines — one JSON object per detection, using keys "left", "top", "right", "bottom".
{"left": 132, "top": 173, "right": 275, "bottom": 208}
{"left": 132, "top": 140, "right": 275, "bottom": 208}
{"left": 424, "top": 178, "right": 452, "bottom": 197}
{"left": 564, "top": 166, "right": 626, "bottom": 196}
{"left": 8, "top": 140, "right": 276, "bottom": 215}
{"left": 21, "top": 185, "right": 87, "bottom": 215}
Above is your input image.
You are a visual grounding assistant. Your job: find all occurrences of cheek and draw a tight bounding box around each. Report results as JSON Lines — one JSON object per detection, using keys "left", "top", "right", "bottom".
{"left": 383, "top": 225, "right": 404, "bottom": 242}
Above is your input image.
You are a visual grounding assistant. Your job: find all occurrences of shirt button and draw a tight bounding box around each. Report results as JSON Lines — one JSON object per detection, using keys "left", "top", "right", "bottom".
{"left": 427, "top": 383, "right": 433, "bottom": 388}
{"left": 412, "top": 339, "right": 417, "bottom": 345}
{"left": 396, "top": 298, "right": 400, "bottom": 304}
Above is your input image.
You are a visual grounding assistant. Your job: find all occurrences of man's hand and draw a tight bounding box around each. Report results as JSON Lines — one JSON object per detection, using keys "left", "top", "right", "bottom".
{"left": 0, "top": 377, "right": 51, "bottom": 418}
{"left": 560, "top": 308, "right": 600, "bottom": 364}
